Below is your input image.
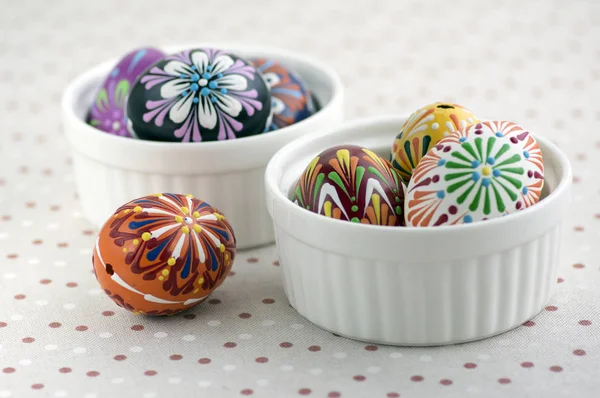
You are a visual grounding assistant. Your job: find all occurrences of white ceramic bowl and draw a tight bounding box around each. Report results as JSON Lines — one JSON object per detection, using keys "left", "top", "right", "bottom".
{"left": 62, "top": 43, "right": 344, "bottom": 250}
{"left": 265, "top": 116, "right": 572, "bottom": 346}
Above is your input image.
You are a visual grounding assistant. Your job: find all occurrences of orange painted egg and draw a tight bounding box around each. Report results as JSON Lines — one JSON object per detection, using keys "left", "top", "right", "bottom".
{"left": 92, "top": 193, "right": 236, "bottom": 315}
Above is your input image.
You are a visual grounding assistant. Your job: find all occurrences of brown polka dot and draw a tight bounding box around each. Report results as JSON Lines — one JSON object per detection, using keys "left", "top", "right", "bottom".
{"left": 255, "top": 357, "right": 268, "bottom": 363}
{"left": 19, "top": 166, "right": 28, "bottom": 174}
{"left": 170, "top": 354, "right": 183, "bottom": 361}
{"left": 521, "top": 361, "right": 534, "bottom": 368}
{"left": 579, "top": 320, "right": 592, "bottom": 326}
{"left": 240, "top": 389, "right": 253, "bottom": 396}
{"left": 228, "top": 271, "right": 236, "bottom": 276}
{"left": 48, "top": 322, "right": 61, "bottom": 328}
{"left": 3, "top": 367, "right": 15, "bottom": 374}
{"left": 87, "top": 371, "right": 100, "bottom": 377}
{"left": 262, "top": 298, "right": 275, "bottom": 304}
{"left": 365, "top": 345, "right": 378, "bottom": 351}
{"left": 273, "top": 260, "right": 280, "bottom": 266}
{"left": 102, "top": 311, "right": 114, "bottom": 316}
{"left": 1, "top": 215, "right": 10, "bottom": 221}
{"left": 239, "top": 313, "right": 251, "bottom": 319}
{"left": 464, "top": 362, "right": 477, "bottom": 369}
{"left": 131, "top": 324, "right": 144, "bottom": 331}
{"left": 14, "top": 294, "right": 26, "bottom": 300}
{"left": 209, "top": 299, "right": 221, "bottom": 305}
{"left": 40, "top": 279, "right": 52, "bottom": 285}
{"left": 58, "top": 242, "right": 69, "bottom": 248}
{"left": 573, "top": 349, "right": 586, "bottom": 356}
{"left": 31, "top": 384, "right": 44, "bottom": 390}
{"left": 498, "top": 378, "right": 511, "bottom": 384}
{"left": 411, "top": 375, "right": 424, "bottom": 382}
{"left": 0, "top": 322, "right": 7, "bottom": 327}
{"left": 82, "top": 229, "right": 94, "bottom": 235}
{"left": 573, "top": 176, "right": 581, "bottom": 184}
{"left": 299, "top": 388, "right": 312, "bottom": 395}
{"left": 42, "top": 168, "right": 53, "bottom": 176}
{"left": 22, "top": 337, "right": 35, "bottom": 343}
{"left": 545, "top": 306, "right": 558, "bottom": 311}
{"left": 25, "top": 202, "right": 36, "bottom": 208}
{"left": 32, "top": 239, "right": 43, "bottom": 245}
{"left": 280, "top": 342, "right": 293, "bottom": 348}
{"left": 440, "top": 379, "right": 453, "bottom": 386}
{"left": 386, "top": 393, "right": 399, "bottom": 398}
{"left": 183, "top": 314, "right": 196, "bottom": 320}
{"left": 353, "top": 375, "right": 366, "bottom": 382}
{"left": 308, "top": 345, "right": 321, "bottom": 352}
{"left": 7, "top": 254, "right": 17, "bottom": 259}
{"left": 224, "top": 342, "right": 237, "bottom": 348}
{"left": 574, "top": 226, "right": 584, "bottom": 232}
{"left": 247, "top": 258, "right": 259, "bottom": 263}
{"left": 144, "top": 370, "right": 157, "bottom": 376}
{"left": 114, "top": 355, "right": 127, "bottom": 361}
{"left": 59, "top": 367, "right": 72, "bottom": 373}
{"left": 198, "top": 358, "right": 211, "bottom": 364}
{"left": 524, "top": 109, "right": 537, "bottom": 119}
{"left": 550, "top": 366, "right": 563, "bottom": 372}
{"left": 328, "top": 392, "right": 342, "bottom": 398}
{"left": 75, "top": 325, "right": 88, "bottom": 332}
{"left": 523, "top": 320, "right": 536, "bottom": 327}
{"left": 66, "top": 282, "right": 78, "bottom": 288}
{"left": 557, "top": 277, "right": 564, "bottom": 283}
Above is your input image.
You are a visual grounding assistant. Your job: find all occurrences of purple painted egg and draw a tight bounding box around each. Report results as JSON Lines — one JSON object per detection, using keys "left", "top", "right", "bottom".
{"left": 87, "top": 47, "right": 165, "bottom": 137}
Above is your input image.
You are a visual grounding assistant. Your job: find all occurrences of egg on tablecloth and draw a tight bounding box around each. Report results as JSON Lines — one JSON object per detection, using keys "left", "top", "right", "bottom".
{"left": 127, "top": 48, "right": 271, "bottom": 142}
{"left": 92, "top": 193, "right": 236, "bottom": 315}
{"left": 391, "top": 102, "right": 480, "bottom": 184}
{"left": 87, "top": 47, "right": 165, "bottom": 137}
{"left": 405, "top": 121, "right": 544, "bottom": 227}
{"left": 290, "top": 144, "right": 406, "bottom": 226}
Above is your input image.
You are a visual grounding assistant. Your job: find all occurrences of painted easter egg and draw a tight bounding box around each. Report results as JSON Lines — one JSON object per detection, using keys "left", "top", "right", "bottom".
{"left": 405, "top": 121, "right": 544, "bottom": 227}
{"left": 127, "top": 48, "right": 271, "bottom": 142}
{"left": 290, "top": 145, "right": 406, "bottom": 226}
{"left": 391, "top": 102, "right": 480, "bottom": 183}
{"left": 87, "top": 47, "right": 165, "bottom": 137}
{"left": 251, "top": 58, "right": 315, "bottom": 131}
{"left": 92, "top": 193, "right": 236, "bottom": 315}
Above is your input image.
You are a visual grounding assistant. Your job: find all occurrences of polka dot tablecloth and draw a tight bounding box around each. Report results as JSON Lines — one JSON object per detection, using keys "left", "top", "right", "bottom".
{"left": 0, "top": 0, "right": 599, "bottom": 397}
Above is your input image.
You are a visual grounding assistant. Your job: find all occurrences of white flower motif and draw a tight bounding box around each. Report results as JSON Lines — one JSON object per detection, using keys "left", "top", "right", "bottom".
{"left": 158, "top": 51, "right": 248, "bottom": 129}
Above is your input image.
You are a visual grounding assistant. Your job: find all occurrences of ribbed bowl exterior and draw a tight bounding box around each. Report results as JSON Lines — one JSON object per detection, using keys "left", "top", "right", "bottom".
{"left": 275, "top": 223, "right": 562, "bottom": 345}
{"left": 265, "top": 116, "right": 572, "bottom": 346}
{"left": 72, "top": 151, "right": 272, "bottom": 250}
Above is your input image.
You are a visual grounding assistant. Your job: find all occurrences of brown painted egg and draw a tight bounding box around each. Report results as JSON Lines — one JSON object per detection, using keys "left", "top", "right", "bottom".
{"left": 289, "top": 144, "right": 406, "bottom": 226}
{"left": 92, "top": 193, "right": 236, "bottom": 315}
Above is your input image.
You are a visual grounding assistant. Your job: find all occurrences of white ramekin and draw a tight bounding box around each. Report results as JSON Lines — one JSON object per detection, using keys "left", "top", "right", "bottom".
{"left": 62, "top": 43, "right": 344, "bottom": 250}
{"left": 265, "top": 116, "right": 572, "bottom": 346}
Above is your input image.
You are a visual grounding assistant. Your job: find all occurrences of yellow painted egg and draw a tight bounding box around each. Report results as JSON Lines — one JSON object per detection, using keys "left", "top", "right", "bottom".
{"left": 391, "top": 102, "right": 480, "bottom": 184}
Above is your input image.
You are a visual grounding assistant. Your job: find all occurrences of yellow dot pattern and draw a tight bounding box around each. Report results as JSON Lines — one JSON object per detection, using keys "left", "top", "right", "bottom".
{"left": 193, "top": 224, "right": 202, "bottom": 233}
{"left": 141, "top": 232, "right": 151, "bottom": 241}
{"left": 193, "top": 211, "right": 200, "bottom": 218}
{"left": 181, "top": 226, "right": 190, "bottom": 234}
{"left": 167, "top": 258, "right": 176, "bottom": 266}
{"left": 180, "top": 207, "right": 189, "bottom": 214}
{"left": 133, "top": 206, "right": 142, "bottom": 213}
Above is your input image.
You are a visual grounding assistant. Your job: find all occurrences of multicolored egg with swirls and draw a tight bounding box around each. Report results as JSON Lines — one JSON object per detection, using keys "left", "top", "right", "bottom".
{"left": 290, "top": 145, "right": 406, "bottom": 226}
{"left": 87, "top": 47, "right": 165, "bottom": 137}
{"left": 391, "top": 102, "right": 480, "bottom": 184}
{"left": 92, "top": 193, "right": 236, "bottom": 315}
{"left": 251, "top": 58, "right": 315, "bottom": 131}
{"left": 127, "top": 48, "right": 271, "bottom": 142}
{"left": 405, "top": 121, "right": 544, "bottom": 227}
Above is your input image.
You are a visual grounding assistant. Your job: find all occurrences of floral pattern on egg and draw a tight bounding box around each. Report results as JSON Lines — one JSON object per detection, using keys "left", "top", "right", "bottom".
{"left": 87, "top": 47, "right": 165, "bottom": 137}
{"left": 290, "top": 145, "right": 406, "bottom": 226}
{"left": 92, "top": 193, "right": 236, "bottom": 315}
{"left": 405, "top": 121, "right": 544, "bottom": 227}
{"left": 127, "top": 48, "right": 271, "bottom": 142}
{"left": 391, "top": 102, "right": 480, "bottom": 184}
{"left": 251, "top": 58, "right": 315, "bottom": 131}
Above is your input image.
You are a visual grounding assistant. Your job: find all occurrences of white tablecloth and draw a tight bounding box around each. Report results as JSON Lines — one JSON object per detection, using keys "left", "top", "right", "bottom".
{"left": 0, "top": 0, "right": 598, "bottom": 397}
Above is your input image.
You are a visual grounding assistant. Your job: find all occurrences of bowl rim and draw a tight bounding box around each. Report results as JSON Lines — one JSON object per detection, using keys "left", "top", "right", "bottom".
{"left": 265, "top": 115, "right": 573, "bottom": 236}
{"left": 61, "top": 42, "right": 344, "bottom": 153}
